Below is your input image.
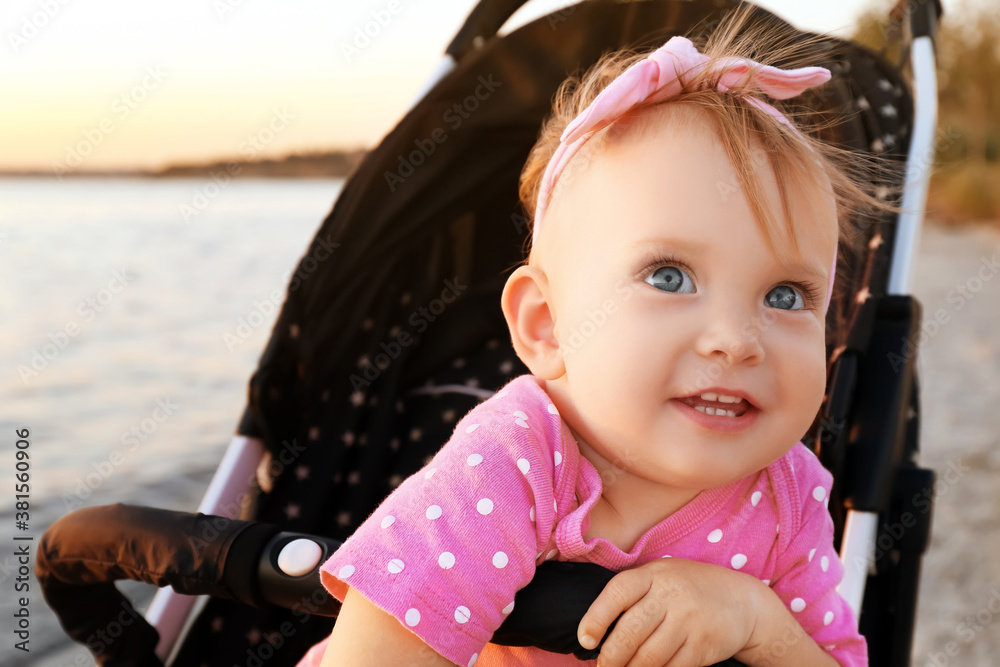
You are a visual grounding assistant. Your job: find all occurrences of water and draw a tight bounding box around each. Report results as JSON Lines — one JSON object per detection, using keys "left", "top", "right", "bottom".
{"left": 0, "top": 177, "right": 342, "bottom": 663}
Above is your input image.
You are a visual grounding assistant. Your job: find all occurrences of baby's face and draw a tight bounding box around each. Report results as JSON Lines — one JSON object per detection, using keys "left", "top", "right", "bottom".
{"left": 536, "top": 107, "right": 838, "bottom": 493}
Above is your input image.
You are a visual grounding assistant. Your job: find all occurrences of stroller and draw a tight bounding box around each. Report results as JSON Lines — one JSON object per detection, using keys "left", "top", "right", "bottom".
{"left": 36, "top": 0, "right": 942, "bottom": 664}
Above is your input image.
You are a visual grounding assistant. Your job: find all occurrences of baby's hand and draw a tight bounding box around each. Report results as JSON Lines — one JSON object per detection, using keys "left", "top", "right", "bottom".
{"left": 577, "top": 557, "right": 763, "bottom": 667}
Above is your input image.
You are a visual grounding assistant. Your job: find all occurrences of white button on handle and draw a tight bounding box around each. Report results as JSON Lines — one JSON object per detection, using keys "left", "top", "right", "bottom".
{"left": 277, "top": 539, "right": 323, "bottom": 577}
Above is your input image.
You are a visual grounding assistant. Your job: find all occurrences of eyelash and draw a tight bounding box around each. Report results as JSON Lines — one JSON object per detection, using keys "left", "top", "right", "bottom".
{"left": 640, "top": 251, "right": 823, "bottom": 309}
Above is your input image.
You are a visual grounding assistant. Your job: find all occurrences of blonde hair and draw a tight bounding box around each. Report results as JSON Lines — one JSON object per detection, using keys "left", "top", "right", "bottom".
{"left": 519, "top": 7, "right": 900, "bottom": 280}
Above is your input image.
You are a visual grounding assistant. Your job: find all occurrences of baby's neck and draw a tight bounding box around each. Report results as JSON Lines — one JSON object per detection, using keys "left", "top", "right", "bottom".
{"left": 568, "top": 424, "right": 703, "bottom": 551}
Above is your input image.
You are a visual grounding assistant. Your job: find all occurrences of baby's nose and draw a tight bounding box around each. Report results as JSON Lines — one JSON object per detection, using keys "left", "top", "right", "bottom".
{"left": 693, "top": 306, "right": 765, "bottom": 365}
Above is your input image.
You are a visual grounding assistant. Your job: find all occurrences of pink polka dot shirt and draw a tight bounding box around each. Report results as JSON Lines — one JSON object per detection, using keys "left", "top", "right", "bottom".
{"left": 297, "top": 374, "right": 866, "bottom": 667}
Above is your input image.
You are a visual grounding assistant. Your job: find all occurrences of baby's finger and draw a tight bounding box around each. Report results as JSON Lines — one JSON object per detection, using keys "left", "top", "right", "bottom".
{"left": 577, "top": 571, "right": 651, "bottom": 650}
{"left": 594, "top": 600, "right": 670, "bottom": 667}
{"left": 625, "top": 618, "right": 685, "bottom": 667}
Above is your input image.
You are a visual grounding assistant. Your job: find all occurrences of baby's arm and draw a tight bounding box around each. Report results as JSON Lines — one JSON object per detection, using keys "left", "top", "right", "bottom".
{"left": 576, "top": 557, "right": 839, "bottom": 667}
{"left": 320, "top": 586, "right": 456, "bottom": 667}
{"left": 304, "top": 389, "right": 563, "bottom": 667}
{"left": 579, "top": 451, "right": 864, "bottom": 666}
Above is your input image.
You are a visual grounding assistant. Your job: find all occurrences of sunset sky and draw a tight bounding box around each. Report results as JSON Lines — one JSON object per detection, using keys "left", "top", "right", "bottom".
{"left": 0, "top": 0, "right": 961, "bottom": 172}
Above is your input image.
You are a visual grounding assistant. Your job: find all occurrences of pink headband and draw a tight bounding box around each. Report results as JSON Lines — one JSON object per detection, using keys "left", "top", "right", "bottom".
{"left": 533, "top": 36, "right": 839, "bottom": 314}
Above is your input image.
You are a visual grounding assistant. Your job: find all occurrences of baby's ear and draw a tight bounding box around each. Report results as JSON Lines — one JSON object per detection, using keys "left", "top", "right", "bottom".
{"left": 500, "top": 266, "right": 564, "bottom": 380}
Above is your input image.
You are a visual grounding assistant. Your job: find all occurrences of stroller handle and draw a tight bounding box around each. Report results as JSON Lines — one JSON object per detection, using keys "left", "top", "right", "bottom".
{"left": 35, "top": 504, "right": 341, "bottom": 666}
{"left": 36, "top": 504, "right": 748, "bottom": 666}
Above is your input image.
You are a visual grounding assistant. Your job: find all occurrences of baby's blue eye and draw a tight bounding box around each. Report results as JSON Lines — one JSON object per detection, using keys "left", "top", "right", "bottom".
{"left": 765, "top": 285, "right": 805, "bottom": 310}
{"left": 645, "top": 266, "right": 695, "bottom": 294}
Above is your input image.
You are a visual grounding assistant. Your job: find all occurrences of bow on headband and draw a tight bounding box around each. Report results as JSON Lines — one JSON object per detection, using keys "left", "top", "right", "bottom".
{"left": 533, "top": 36, "right": 840, "bottom": 314}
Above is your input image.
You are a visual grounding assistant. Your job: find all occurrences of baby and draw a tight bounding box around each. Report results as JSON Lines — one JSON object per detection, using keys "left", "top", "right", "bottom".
{"left": 298, "top": 11, "right": 883, "bottom": 667}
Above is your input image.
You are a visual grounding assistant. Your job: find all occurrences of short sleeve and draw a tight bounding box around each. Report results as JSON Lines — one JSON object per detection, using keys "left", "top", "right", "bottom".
{"left": 770, "top": 449, "right": 867, "bottom": 666}
{"left": 316, "top": 402, "right": 562, "bottom": 667}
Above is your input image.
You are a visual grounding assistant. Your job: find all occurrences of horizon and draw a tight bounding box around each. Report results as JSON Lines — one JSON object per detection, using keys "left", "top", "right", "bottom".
{"left": 0, "top": 0, "right": 965, "bottom": 173}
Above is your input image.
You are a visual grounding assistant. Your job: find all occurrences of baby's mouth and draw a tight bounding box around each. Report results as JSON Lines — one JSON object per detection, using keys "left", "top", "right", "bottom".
{"left": 675, "top": 392, "right": 755, "bottom": 418}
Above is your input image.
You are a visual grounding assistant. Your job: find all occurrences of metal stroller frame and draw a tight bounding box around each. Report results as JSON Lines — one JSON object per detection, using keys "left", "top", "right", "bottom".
{"left": 36, "top": 0, "right": 942, "bottom": 665}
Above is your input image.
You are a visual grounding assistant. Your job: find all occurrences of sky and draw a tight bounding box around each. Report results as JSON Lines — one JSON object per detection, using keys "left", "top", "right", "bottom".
{"left": 0, "top": 0, "right": 961, "bottom": 172}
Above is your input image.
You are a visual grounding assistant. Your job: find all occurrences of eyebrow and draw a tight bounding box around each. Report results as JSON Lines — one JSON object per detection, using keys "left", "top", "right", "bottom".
{"left": 629, "top": 236, "right": 829, "bottom": 282}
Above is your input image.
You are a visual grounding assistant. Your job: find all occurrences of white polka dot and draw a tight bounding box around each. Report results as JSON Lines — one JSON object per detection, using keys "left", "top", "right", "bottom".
{"left": 821, "top": 556, "right": 830, "bottom": 572}
{"left": 405, "top": 608, "right": 420, "bottom": 626}
{"left": 553, "top": 499, "right": 558, "bottom": 513}
{"left": 514, "top": 418, "right": 529, "bottom": 428}
{"left": 554, "top": 451, "right": 562, "bottom": 466}
{"left": 660, "top": 554, "right": 672, "bottom": 558}
{"left": 813, "top": 486, "right": 827, "bottom": 502}
{"left": 455, "top": 606, "right": 471, "bottom": 624}
{"left": 545, "top": 549, "right": 558, "bottom": 560}
{"left": 426, "top": 505, "right": 443, "bottom": 520}
{"left": 424, "top": 468, "right": 438, "bottom": 480}
{"left": 468, "top": 653, "right": 478, "bottom": 667}
{"left": 529, "top": 506, "right": 536, "bottom": 522}
{"left": 731, "top": 554, "right": 747, "bottom": 570}
{"left": 762, "top": 579, "right": 771, "bottom": 586}
{"left": 477, "top": 498, "right": 494, "bottom": 515}
{"left": 776, "top": 523, "right": 780, "bottom": 534}
{"left": 824, "top": 611, "right": 835, "bottom": 626}
{"left": 513, "top": 410, "right": 528, "bottom": 419}
{"left": 388, "top": 558, "right": 405, "bottom": 574}
{"left": 439, "top": 552, "right": 456, "bottom": 569}
{"left": 809, "top": 548, "right": 816, "bottom": 562}
{"left": 517, "top": 458, "right": 530, "bottom": 474}
{"left": 502, "top": 601, "right": 515, "bottom": 615}
{"left": 547, "top": 404, "right": 559, "bottom": 415}
{"left": 338, "top": 565, "right": 355, "bottom": 579}
{"left": 707, "top": 529, "right": 723, "bottom": 543}
{"left": 465, "top": 423, "right": 480, "bottom": 433}
{"left": 380, "top": 515, "right": 395, "bottom": 529}
{"left": 493, "top": 552, "right": 509, "bottom": 568}
{"left": 751, "top": 491, "right": 762, "bottom": 506}
{"left": 791, "top": 598, "right": 806, "bottom": 612}
{"left": 467, "top": 453, "right": 483, "bottom": 466}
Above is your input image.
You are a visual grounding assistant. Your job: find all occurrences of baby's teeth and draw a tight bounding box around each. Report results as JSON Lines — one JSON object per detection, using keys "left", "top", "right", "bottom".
{"left": 694, "top": 406, "right": 738, "bottom": 417}
{"left": 698, "top": 392, "right": 742, "bottom": 404}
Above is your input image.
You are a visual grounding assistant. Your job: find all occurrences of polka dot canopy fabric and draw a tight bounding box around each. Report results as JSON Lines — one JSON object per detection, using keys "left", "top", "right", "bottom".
{"left": 295, "top": 375, "right": 866, "bottom": 667}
